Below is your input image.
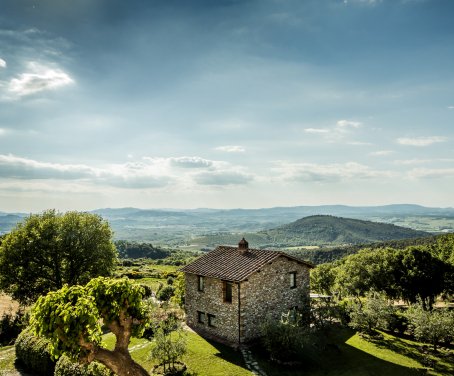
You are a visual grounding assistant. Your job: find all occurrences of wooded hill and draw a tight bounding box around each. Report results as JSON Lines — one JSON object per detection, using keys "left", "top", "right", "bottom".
{"left": 262, "top": 215, "right": 430, "bottom": 246}
{"left": 194, "top": 215, "right": 430, "bottom": 249}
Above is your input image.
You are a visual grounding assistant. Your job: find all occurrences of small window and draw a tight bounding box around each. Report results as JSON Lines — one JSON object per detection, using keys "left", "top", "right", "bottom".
{"left": 223, "top": 281, "right": 233, "bottom": 303}
{"left": 198, "top": 275, "right": 204, "bottom": 292}
{"left": 208, "top": 313, "right": 216, "bottom": 328}
{"left": 290, "top": 272, "right": 297, "bottom": 289}
{"left": 197, "top": 311, "right": 205, "bottom": 324}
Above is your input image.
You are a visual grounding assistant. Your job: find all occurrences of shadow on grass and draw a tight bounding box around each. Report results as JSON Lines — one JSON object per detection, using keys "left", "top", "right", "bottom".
{"left": 368, "top": 331, "right": 454, "bottom": 375}
{"left": 253, "top": 326, "right": 426, "bottom": 376}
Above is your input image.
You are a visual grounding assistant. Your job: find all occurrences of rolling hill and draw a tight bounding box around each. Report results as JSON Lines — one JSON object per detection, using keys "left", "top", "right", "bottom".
{"left": 262, "top": 215, "right": 431, "bottom": 246}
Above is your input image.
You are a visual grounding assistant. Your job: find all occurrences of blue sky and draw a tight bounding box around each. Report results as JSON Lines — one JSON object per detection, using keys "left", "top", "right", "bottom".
{"left": 0, "top": 0, "right": 453, "bottom": 212}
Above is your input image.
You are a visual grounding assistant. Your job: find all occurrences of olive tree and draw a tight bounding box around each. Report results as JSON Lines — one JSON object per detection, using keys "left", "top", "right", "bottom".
{"left": 0, "top": 210, "right": 117, "bottom": 305}
{"left": 31, "top": 277, "right": 151, "bottom": 376}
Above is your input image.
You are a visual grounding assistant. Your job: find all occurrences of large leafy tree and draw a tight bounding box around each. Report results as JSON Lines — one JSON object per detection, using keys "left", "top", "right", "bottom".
{"left": 31, "top": 277, "right": 150, "bottom": 376}
{"left": 0, "top": 210, "right": 117, "bottom": 305}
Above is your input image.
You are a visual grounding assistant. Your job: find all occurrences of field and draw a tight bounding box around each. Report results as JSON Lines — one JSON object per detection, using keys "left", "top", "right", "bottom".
{"left": 0, "top": 294, "right": 18, "bottom": 317}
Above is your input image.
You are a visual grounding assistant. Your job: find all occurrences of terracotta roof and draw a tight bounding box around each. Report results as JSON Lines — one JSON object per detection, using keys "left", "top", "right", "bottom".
{"left": 180, "top": 246, "right": 314, "bottom": 282}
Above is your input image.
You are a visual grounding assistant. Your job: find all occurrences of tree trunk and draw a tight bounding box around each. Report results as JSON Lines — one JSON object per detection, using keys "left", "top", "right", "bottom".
{"left": 94, "top": 347, "right": 149, "bottom": 376}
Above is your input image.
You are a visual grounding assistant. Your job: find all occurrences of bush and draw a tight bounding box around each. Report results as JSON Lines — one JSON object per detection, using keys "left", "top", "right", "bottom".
{"left": 139, "top": 283, "right": 153, "bottom": 298}
{"left": 157, "top": 286, "right": 175, "bottom": 302}
{"left": 54, "top": 355, "right": 113, "bottom": 376}
{"left": 260, "top": 318, "right": 305, "bottom": 363}
{"left": 0, "top": 309, "right": 28, "bottom": 345}
{"left": 15, "top": 328, "right": 55, "bottom": 375}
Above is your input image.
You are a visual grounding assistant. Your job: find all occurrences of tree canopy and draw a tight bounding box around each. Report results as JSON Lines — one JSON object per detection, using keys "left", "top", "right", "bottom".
{"left": 0, "top": 210, "right": 117, "bottom": 305}
{"left": 31, "top": 277, "right": 150, "bottom": 376}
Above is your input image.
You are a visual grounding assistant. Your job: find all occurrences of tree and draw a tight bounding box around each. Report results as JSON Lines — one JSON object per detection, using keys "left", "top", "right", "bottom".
{"left": 31, "top": 277, "right": 150, "bottom": 376}
{"left": 0, "top": 210, "right": 117, "bottom": 305}
{"left": 406, "top": 304, "right": 454, "bottom": 351}
{"left": 149, "top": 315, "right": 187, "bottom": 374}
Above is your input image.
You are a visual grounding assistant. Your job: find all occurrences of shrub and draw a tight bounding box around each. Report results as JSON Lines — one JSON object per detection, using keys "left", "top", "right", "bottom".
{"left": 406, "top": 305, "right": 454, "bottom": 350}
{"left": 15, "top": 328, "right": 55, "bottom": 375}
{"left": 139, "top": 284, "right": 153, "bottom": 298}
{"left": 349, "top": 292, "right": 394, "bottom": 334}
{"left": 54, "top": 355, "right": 113, "bottom": 376}
{"left": 157, "top": 286, "right": 175, "bottom": 302}
{"left": 260, "top": 318, "right": 305, "bottom": 363}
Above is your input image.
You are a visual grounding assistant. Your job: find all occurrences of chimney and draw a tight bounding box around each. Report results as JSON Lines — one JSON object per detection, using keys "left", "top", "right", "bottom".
{"left": 238, "top": 237, "right": 249, "bottom": 254}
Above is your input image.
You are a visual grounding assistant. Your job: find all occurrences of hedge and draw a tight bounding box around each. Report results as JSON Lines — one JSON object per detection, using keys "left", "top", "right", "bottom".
{"left": 54, "top": 355, "right": 113, "bottom": 376}
{"left": 15, "top": 328, "right": 55, "bottom": 375}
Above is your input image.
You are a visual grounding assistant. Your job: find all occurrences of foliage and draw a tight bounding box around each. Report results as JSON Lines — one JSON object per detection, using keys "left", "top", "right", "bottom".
{"left": 54, "top": 355, "right": 113, "bottom": 376}
{"left": 115, "top": 240, "right": 171, "bottom": 259}
{"left": 157, "top": 286, "right": 175, "bottom": 302}
{"left": 15, "top": 328, "right": 55, "bottom": 376}
{"left": 31, "top": 277, "right": 150, "bottom": 376}
{"left": 315, "top": 246, "right": 452, "bottom": 309}
{"left": 0, "top": 309, "right": 28, "bottom": 345}
{"left": 406, "top": 305, "right": 454, "bottom": 351}
{"left": 260, "top": 317, "right": 306, "bottom": 362}
{"left": 170, "top": 273, "right": 185, "bottom": 307}
{"left": 310, "top": 263, "right": 338, "bottom": 295}
{"left": 149, "top": 315, "right": 187, "bottom": 373}
{"left": 0, "top": 210, "right": 117, "bottom": 305}
{"left": 348, "top": 292, "right": 395, "bottom": 334}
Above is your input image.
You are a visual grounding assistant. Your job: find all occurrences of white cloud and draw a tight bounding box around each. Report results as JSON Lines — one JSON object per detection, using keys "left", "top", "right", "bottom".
{"left": 0, "top": 58, "right": 6, "bottom": 68}
{"left": 7, "top": 61, "right": 74, "bottom": 97}
{"left": 397, "top": 136, "right": 447, "bottom": 147}
{"left": 369, "top": 150, "right": 394, "bottom": 156}
{"left": 274, "top": 161, "right": 394, "bottom": 183}
{"left": 170, "top": 156, "right": 214, "bottom": 168}
{"left": 304, "top": 128, "right": 329, "bottom": 134}
{"left": 0, "top": 154, "right": 254, "bottom": 189}
{"left": 408, "top": 168, "right": 454, "bottom": 179}
{"left": 336, "top": 120, "right": 362, "bottom": 129}
{"left": 448, "top": 106, "right": 454, "bottom": 110}
{"left": 214, "top": 145, "right": 245, "bottom": 153}
{"left": 394, "top": 158, "right": 454, "bottom": 165}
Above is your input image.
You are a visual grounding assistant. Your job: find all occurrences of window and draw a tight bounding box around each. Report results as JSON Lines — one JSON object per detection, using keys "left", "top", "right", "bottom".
{"left": 223, "top": 281, "right": 233, "bottom": 303}
{"left": 198, "top": 275, "right": 204, "bottom": 292}
{"left": 208, "top": 314, "right": 216, "bottom": 328}
{"left": 197, "top": 311, "right": 205, "bottom": 324}
{"left": 290, "top": 272, "right": 297, "bottom": 289}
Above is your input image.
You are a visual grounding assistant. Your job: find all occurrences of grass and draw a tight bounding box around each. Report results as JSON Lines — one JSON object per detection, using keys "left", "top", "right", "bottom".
{"left": 255, "top": 327, "right": 453, "bottom": 376}
{"left": 2, "top": 327, "right": 453, "bottom": 375}
{"left": 101, "top": 330, "right": 250, "bottom": 376}
{"left": 0, "top": 294, "right": 19, "bottom": 316}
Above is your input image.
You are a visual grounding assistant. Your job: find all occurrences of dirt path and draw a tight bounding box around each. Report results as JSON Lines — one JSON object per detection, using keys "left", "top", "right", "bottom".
{"left": 0, "top": 294, "right": 19, "bottom": 316}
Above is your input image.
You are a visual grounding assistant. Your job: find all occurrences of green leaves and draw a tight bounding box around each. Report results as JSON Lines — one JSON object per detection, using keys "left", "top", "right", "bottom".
{"left": 31, "top": 277, "right": 150, "bottom": 361}
{"left": 0, "top": 210, "right": 118, "bottom": 305}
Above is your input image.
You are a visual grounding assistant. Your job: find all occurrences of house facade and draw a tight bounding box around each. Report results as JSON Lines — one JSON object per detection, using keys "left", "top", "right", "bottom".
{"left": 180, "top": 239, "right": 313, "bottom": 344}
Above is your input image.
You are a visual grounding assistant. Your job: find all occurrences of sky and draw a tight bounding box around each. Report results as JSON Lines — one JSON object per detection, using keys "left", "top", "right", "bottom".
{"left": 0, "top": 0, "right": 453, "bottom": 212}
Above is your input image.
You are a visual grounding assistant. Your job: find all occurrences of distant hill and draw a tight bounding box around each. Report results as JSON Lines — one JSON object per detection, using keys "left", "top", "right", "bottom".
{"left": 262, "top": 215, "right": 431, "bottom": 246}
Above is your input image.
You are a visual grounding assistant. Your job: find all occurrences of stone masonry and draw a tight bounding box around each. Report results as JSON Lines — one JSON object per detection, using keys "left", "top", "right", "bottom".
{"left": 182, "top": 239, "right": 313, "bottom": 345}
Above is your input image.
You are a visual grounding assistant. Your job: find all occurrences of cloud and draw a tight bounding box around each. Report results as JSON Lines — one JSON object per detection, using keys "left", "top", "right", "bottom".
{"left": 193, "top": 170, "right": 253, "bottom": 186}
{"left": 274, "top": 161, "right": 394, "bottom": 183}
{"left": 304, "top": 128, "right": 329, "bottom": 134}
{"left": 0, "top": 58, "right": 6, "bottom": 68}
{"left": 369, "top": 150, "right": 394, "bottom": 156}
{"left": 408, "top": 168, "right": 454, "bottom": 179}
{"left": 0, "top": 154, "right": 254, "bottom": 189}
{"left": 397, "top": 136, "right": 447, "bottom": 146}
{"left": 7, "top": 62, "right": 74, "bottom": 97}
{"left": 170, "top": 156, "right": 213, "bottom": 168}
{"left": 394, "top": 158, "right": 454, "bottom": 165}
{"left": 448, "top": 106, "right": 454, "bottom": 110}
{"left": 214, "top": 145, "right": 245, "bottom": 153}
{"left": 336, "top": 120, "right": 362, "bottom": 128}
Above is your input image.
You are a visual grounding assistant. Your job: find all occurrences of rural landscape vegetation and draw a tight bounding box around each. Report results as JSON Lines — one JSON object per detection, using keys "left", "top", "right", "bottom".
{"left": 1, "top": 1, "right": 454, "bottom": 375}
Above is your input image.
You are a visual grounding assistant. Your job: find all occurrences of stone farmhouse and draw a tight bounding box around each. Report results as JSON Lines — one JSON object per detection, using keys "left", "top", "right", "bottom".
{"left": 180, "top": 238, "right": 314, "bottom": 345}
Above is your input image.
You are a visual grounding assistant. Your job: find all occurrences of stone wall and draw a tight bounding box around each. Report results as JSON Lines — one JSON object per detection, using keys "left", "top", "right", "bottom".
{"left": 240, "top": 256, "right": 310, "bottom": 342}
{"left": 184, "top": 255, "right": 311, "bottom": 344}
{"left": 184, "top": 273, "right": 240, "bottom": 343}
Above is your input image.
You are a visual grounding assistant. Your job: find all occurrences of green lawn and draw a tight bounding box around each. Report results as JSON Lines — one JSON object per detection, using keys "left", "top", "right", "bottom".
{"left": 255, "top": 327, "right": 453, "bottom": 376}
{"left": 2, "top": 328, "right": 452, "bottom": 376}
{"left": 101, "top": 331, "right": 250, "bottom": 376}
